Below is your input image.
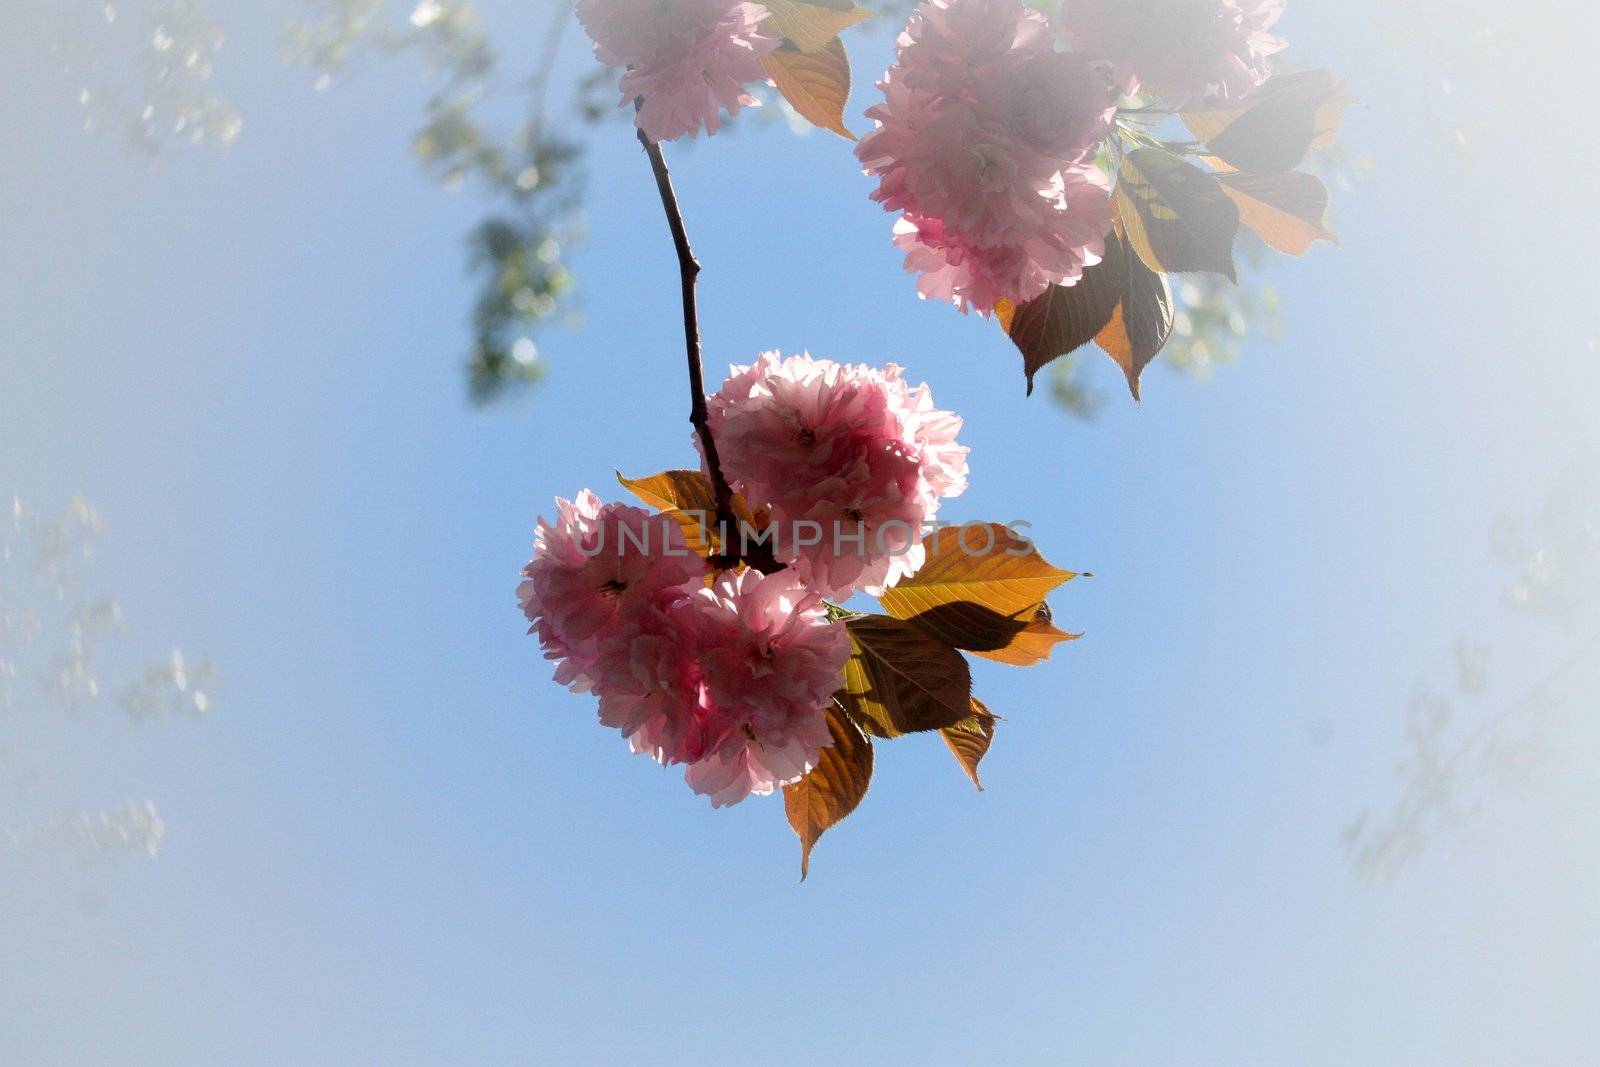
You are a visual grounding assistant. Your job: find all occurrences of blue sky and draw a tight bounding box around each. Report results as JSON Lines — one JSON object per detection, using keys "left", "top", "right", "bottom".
{"left": 3, "top": 2, "right": 1599, "bottom": 1063}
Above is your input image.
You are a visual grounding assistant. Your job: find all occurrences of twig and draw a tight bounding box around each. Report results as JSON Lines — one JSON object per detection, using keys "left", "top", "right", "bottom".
{"left": 635, "top": 123, "right": 779, "bottom": 572}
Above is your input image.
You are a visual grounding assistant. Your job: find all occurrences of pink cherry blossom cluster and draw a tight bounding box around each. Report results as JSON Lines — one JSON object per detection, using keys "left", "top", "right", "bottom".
{"left": 856, "top": 0, "right": 1290, "bottom": 315}
{"left": 518, "top": 491, "right": 851, "bottom": 806}
{"left": 1056, "top": 0, "right": 1287, "bottom": 103}
{"left": 575, "top": 0, "right": 780, "bottom": 143}
{"left": 520, "top": 355, "right": 968, "bottom": 804}
{"left": 855, "top": 0, "right": 1117, "bottom": 316}
{"left": 707, "top": 351, "right": 971, "bottom": 599}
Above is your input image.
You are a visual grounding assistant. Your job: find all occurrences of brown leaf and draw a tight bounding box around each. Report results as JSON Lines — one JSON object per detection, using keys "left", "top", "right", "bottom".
{"left": 761, "top": 0, "right": 872, "bottom": 53}
{"left": 970, "top": 601, "right": 1078, "bottom": 667}
{"left": 1091, "top": 228, "right": 1175, "bottom": 400}
{"left": 995, "top": 238, "right": 1125, "bottom": 395}
{"left": 762, "top": 38, "right": 855, "bottom": 140}
{"left": 901, "top": 602, "right": 1031, "bottom": 654}
{"left": 1116, "top": 148, "right": 1239, "bottom": 280}
{"left": 882, "top": 524, "right": 1077, "bottom": 621}
{"left": 1218, "top": 171, "right": 1335, "bottom": 256}
{"left": 1181, "top": 70, "right": 1349, "bottom": 175}
{"left": 837, "top": 615, "right": 973, "bottom": 738}
{"left": 941, "top": 697, "right": 996, "bottom": 790}
{"left": 784, "top": 701, "right": 873, "bottom": 880}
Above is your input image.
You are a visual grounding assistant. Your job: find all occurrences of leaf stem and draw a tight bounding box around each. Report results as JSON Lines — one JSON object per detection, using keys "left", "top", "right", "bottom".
{"left": 635, "top": 122, "right": 780, "bottom": 573}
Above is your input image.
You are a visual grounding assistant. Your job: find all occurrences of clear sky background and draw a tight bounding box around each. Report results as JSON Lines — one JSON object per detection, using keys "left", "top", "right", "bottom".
{"left": 3, "top": 2, "right": 1599, "bottom": 1063}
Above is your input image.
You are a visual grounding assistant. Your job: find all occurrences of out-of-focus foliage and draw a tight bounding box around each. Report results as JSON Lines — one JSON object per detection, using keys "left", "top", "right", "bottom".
{"left": 1491, "top": 448, "right": 1600, "bottom": 627}
{"left": 1336, "top": 6, "right": 1592, "bottom": 883}
{"left": 286, "top": 1, "right": 584, "bottom": 402}
{"left": 1345, "top": 451, "right": 1600, "bottom": 884}
{"left": 1, "top": 497, "right": 215, "bottom": 879}
{"left": 285, "top": 0, "right": 917, "bottom": 405}
{"left": 53, "top": 0, "right": 242, "bottom": 156}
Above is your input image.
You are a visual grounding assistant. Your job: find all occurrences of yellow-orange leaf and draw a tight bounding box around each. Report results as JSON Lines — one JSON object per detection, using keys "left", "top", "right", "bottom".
{"left": 784, "top": 701, "right": 873, "bottom": 880}
{"left": 941, "top": 697, "right": 996, "bottom": 790}
{"left": 1095, "top": 304, "right": 1138, "bottom": 397}
{"left": 970, "top": 602, "right": 1078, "bottom": 667}
{"left": 762, "top": 0, "right": 872, "bottom": 53}
{"left": 617, "top": 469, "right": 713, "bottom": 516}
{"left": 762, "top": 38, "right": 855, "bottom": 140}
{"left": 1218, "top": 171, "right": 1335, "bottom": 256}
{"left": 994, "top": 297, "right": 1017, "bottom": 332}
{"left": 617, "top": 469, "right": 716, "bottom": 557}
{"left": 617, "top": 469, "right": 761, "bottom": 559}
{"left": 1313, "top": 93, "right": 1359, "bottom": 151}
{"left": 879, "top": 524, "right": 1077, "bottom": 642}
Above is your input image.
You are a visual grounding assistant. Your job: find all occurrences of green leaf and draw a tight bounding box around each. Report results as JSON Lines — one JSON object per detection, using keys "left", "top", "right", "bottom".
{"left": 836, "top": 615, "right": 973, "bottom": 738}
{"left": 1115, "top": 148, "right": 1240, "bottom": 280}
{"left": 784, "top": 701, "right": 874, "bottom": 880}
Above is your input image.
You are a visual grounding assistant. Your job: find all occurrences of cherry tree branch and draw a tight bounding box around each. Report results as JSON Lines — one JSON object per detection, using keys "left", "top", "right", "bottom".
{"left": 636, "top": 127, "right": 780, "bottom": 573}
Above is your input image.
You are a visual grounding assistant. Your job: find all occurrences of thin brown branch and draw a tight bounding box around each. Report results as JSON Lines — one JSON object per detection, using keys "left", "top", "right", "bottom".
{"left": 635, "top": 124, "right": 780, "bottom": 573}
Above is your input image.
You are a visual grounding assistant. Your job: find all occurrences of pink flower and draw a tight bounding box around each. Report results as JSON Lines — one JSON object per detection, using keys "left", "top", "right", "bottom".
{"left": 707, "top": 352, "right": 969, "bottom": 598}
{"left": 893, "top": 165, "right": 1111, "bottom": 313}
{"left": 894, "top": 0, "right": 1111, "bottom": 164}
{"left": 517, "top": 491, "right": 704, "bottom": 690}
{"left": 857, "top": 0, "right": 1115, "bottom": 314}
{"left": 575, "top": 0, "right": 781, "bottom": 142}
{"left": 592, "top": 599, "right": 707, "bottom": 762}
{"left": 594, "top": 569, "right": 850, "bottom": 807}
{"left": 680, "top": 569, "right": 850, "bottom": 805}
{"left": 519, "top": 494, "right": 851, "bottom": 807}
{"left": 1056, "top": 0, "right": 1287, "bottom": 101}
